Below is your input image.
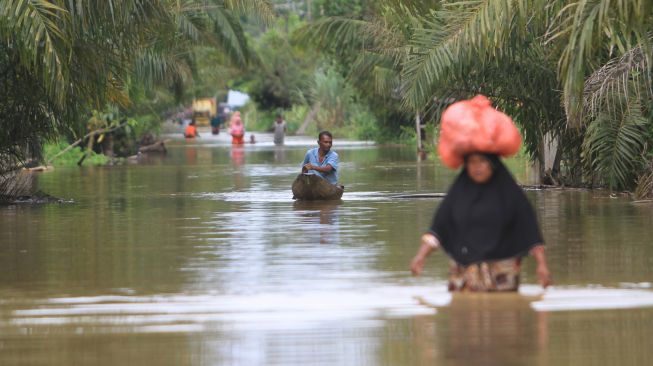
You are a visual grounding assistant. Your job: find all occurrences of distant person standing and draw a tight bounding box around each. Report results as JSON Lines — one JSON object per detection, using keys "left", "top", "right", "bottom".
{"left": 229, "top": 111, "right": 245, "bottom": 145}
{"left": 210, "top": 115, "right": 221, "bottom": 135}
{"left": 273, "top": 114, "right": 287, "bottom": 145}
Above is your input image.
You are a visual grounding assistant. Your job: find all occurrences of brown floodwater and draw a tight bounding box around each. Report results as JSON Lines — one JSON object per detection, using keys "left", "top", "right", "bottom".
{"left": 1, "top": 132, "right": 652, "bottom": 365}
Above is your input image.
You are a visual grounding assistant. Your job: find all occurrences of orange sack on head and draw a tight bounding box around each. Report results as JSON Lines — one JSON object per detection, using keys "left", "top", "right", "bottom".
{"left": 437, "top": 95, "right": 522, "bottom": 169}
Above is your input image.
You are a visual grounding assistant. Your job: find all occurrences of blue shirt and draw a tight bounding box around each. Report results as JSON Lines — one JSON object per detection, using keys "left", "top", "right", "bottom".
{"left": 302, "top": 148, "right": 339, "bottom": 184}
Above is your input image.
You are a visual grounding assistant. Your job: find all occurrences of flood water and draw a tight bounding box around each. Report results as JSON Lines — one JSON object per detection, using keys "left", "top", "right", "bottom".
{"left": 1, "top": 132, "right": 653, "bottom": 365}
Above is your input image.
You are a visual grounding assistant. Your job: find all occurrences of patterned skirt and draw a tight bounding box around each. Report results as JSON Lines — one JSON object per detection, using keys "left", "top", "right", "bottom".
{"left": 448, "top": 258, "right": 521, "bottom": 292}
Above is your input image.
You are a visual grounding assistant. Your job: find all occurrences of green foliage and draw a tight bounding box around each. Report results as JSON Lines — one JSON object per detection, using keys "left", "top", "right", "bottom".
{"left": 309, "top": 66, "right": 352, "bottom": 129}
{"left": 240, "top": 13, "right": 314, "bottom": 110}
{"left": 398, "top": 125, "right": 417, "bottom": 146}
{"left": 298, "top": 0, "right": 653, "bottom": 191}
{"left": 237, "top": 14, "right": 386, "bottom": 140}
{"left": 581, "top": 96, "right": 651, "bottom": 190}
{"left": 311, "top": 0, "right": 367, "bottom": 18}
{"left": 347, "top": 109, "right": 379, "bottom": 141}
{"left": 305, "top": 65, "right": 381, "bottom": 140}
{"left": 84, "top": 107, "right": 141, "bottom": 157}
{"left": 43, "top": 141, "right": 110, "bottom": 167}
{"left": 238, "top": 102, "right": 269, "bottom": 131}
{"left": 130, "top": 115, "right": 163, "bottom": 139}
{"left": 283, "top": 104, "right": 309, "bottom": 134}
{"left": 0, "top": 42, "right": 66, "bottom": 173}
{"left": 554, "top": 0, "right": 653, "bottom": 125}
{"left": 243, "top": 103, "right": 308, "bottom": 134}
{"left": 0, "top": 0, "right": 273, "bottom": 168}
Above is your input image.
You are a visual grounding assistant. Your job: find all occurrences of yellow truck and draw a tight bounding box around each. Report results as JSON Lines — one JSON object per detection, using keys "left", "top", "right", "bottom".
{"left": 192, "top": 98, "right": 217, "bottom": 126}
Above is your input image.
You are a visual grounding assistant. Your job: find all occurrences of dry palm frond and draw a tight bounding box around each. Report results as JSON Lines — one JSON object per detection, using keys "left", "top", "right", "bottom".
{"left": 553, "top": 0, "right": 652, "bottom": 126}
{"left": 635, "top": 169, "right": 653, "bottom": 199}
{"left": 583, "top": 39, "right": 652, "bottom": 124}
{"left": 0, "top": 170, "right": 36, "bottom": 200}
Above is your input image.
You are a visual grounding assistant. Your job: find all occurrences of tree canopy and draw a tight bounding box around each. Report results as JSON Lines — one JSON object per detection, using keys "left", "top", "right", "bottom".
{"left": 0, "top": 0, "right": 273, "bottom": 172}
{"left": 299, "top": 0, "right": 653, "bottom": 191}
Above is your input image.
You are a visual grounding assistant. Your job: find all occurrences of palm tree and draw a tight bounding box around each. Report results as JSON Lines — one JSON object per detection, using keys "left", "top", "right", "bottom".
{"left": 0, "top": 0, "right": 273, "bottom": 174}
{"left": 300, "top": 0, "right": 653, "bottom": 191}
{"left": 297, "top": 2, "right": 426, "bottom": 141}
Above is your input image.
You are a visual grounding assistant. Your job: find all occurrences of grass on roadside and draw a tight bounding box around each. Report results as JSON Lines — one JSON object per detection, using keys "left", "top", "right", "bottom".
{"left": 43, "top": 141, "right": 110, "bottom": 167}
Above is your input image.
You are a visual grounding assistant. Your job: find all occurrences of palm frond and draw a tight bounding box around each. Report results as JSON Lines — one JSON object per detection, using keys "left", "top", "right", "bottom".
{"left": 348, "top": 51, "right": 399, "bottom": 96}
{"left": 134, "top": 47, "right": 193, "bottom": 87}
{"left": 208, "top": 5, "right": 249, "bottom": 65}
{"left": 224, "top": 0, "right": 274, "bottom": 23}
{"left": 581, "top": 93, "right": 650, "bottom": 189}
{"left": 296, "top": 17, "right": 383, "bottom": 56}
{"left": 173, "top": 7, "right": 203, "bottom": 42}
{"left": 0, "top": 0, "right": 70, "bottom": 105}
{"left": 401, "top": 0, "right": 536, "bottom": 110}
{"left": 553, "top": 0, "right": 653, "bottom": 126}
{"left": 583, "top": 38, "right": 653, "bottom": 123}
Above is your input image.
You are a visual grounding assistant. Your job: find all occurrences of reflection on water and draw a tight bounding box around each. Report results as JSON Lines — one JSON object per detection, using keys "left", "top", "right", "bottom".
{"left": 437, "top": 294, "right": 548, "bottom": 365}
{"left": 293, "top": 200, "right": 341, "bottom": 245}
{"left": 230, "top": 145, "right": 245, "bottom": 167}
{"left": 1, "top": 134, "right": 653, "bottom": 365}
{"left": 273, "top": 146, "right": 287, "bottom": 164}
{"left": 185, "top": 145, "right": 198, "bottom": 165}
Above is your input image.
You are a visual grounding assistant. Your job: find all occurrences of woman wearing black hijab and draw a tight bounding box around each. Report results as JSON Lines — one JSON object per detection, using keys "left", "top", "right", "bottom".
{"left": 410, "top": 153, "right": 552, "bottom": 291}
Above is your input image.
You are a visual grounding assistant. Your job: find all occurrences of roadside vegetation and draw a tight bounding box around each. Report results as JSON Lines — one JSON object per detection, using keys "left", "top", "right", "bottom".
{"left": 0, "top": 0, "right": 272, "bottom": 170}
{"left": 1, "top": 0, "right": 652, "bottom": 198}
{"left": 298, "top": 0, "right": 653, "bottom": 196}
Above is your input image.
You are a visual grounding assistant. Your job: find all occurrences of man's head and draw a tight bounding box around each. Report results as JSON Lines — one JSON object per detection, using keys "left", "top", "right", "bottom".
{"left": 276, "top": 114, "right": 283, "bottom": 122}
{"left": 317, "top": 131, "right": 333, "bottom": 153}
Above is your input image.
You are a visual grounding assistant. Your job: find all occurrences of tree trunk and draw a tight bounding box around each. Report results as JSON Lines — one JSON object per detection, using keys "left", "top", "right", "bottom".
{"left": 296, "top": 102, "right": 321, "bottom": 135}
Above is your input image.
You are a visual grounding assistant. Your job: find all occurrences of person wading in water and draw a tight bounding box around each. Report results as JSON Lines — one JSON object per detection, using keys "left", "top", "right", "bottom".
{"left": 410, "top": 95, "right": 551, "bottom": 291}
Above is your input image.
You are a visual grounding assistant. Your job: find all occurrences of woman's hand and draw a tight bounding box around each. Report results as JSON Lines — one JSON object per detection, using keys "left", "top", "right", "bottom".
{"left": 530, "top": 245, "right": 552, "bottom": 289}
{"left": 410, "top": 234, "right": 439, "bottom": 276}
{"left": 410, "top": 254, "right": 426, "bottom": 276}
{"left": 536, "top": 263, "right": 552, "bottom": 288}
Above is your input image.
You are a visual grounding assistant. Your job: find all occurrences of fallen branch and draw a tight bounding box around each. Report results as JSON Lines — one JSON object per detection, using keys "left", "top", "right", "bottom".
{"left": 138, "top": 140, "right": 168, "bottom": 153}
{"left": 46, "top": 121, "right": 129, "bottom": 166}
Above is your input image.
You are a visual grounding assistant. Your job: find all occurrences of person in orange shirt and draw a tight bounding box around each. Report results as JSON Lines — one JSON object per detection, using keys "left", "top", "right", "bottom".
{"left": 184, "top": 119, "right": 200, "bottom": 138}
{"left": 229, "top": 112, "right": 245, "bottom": 144}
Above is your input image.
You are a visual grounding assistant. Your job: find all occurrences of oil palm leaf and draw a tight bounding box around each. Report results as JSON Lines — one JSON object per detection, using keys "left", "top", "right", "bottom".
{"left": 401, "top": 0, "right": 537, "bottom": 110}
{"left": 0, "top": 0, "right": 70, "bottom": 105}
{"left": 207, "top": 4, "right": 250, "bottom": 65}
{"left": 582, "top": 39, "right": 653, "bottom": 124}
{"left": 296, "top": 17, "right": 391, "bottom": 57}
{"left": 134, "top": 47, "right": 193, "bottom": 87}
{"left": 551, "top": 0, "right": 653, "bottom": 126}
{"left": 581, "top": 93, "right": 650, "bottom": 189}
{"left": 224, "top": 0, "right": 274, "bottom": 23}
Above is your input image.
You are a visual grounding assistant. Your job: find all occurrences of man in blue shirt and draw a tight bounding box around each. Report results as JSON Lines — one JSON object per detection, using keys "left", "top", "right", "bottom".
{"left": 302, "top": 131, "right": 339, "bottom": 185}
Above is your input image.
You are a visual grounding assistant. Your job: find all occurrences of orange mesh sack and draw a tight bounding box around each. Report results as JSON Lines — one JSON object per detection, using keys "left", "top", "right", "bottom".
{"left": 437, "top": 95, "right": 522, "bottom": 169}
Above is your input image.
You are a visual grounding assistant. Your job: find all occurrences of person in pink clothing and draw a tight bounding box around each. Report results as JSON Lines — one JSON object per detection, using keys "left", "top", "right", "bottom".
{"left": 229, "top": 111, "right": 245, "bottom": 145}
